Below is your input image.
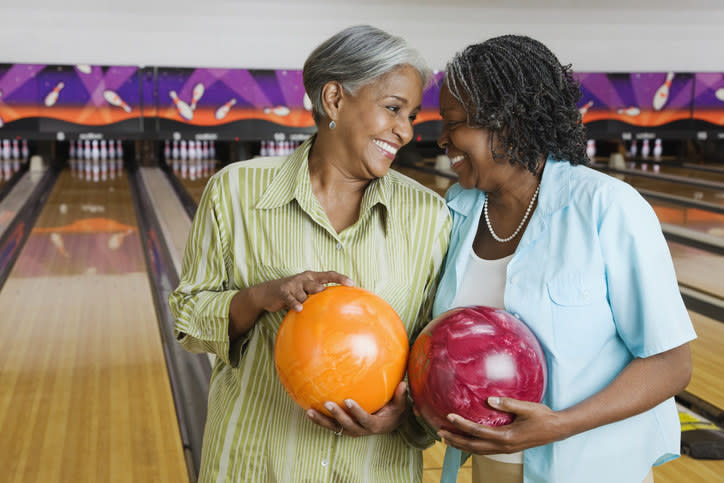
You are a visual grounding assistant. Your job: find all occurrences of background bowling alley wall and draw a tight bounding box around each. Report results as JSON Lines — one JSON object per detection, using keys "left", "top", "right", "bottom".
{"left": 1, "top": 0, "right": 724, "bottom": 147}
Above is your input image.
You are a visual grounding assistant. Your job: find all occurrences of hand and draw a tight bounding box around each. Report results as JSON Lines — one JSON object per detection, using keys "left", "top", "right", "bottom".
{"left": 253, "top": 270, "right": 353, "bottom": 313}
{"left": 306, "top": 381, "right": 410, "bottom": 437}
{"left": 438, "top": 397, "right": 568, "bottom": 454}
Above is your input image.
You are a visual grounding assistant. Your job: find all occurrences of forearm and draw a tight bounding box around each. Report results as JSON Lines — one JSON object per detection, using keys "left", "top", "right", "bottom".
{"left": 228, "top": 286, "right": 264, "bottom": 342}
{"left": 558, "top": 343, "right": 692, "bottom": 438}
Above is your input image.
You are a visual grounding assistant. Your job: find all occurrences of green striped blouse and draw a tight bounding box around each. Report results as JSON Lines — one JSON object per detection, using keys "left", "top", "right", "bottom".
{"left": 169, "top": 138, "right": 451, "bottom": 482}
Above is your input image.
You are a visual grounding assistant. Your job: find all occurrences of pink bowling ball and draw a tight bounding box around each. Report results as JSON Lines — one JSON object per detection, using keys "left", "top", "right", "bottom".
{"left": 408, "top": 306, "right": 547, "bottom": 433}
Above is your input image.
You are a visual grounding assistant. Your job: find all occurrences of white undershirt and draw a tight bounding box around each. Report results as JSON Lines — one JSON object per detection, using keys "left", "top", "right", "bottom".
{"left": 450, "top": 249, "right": 523, "bottom": 465}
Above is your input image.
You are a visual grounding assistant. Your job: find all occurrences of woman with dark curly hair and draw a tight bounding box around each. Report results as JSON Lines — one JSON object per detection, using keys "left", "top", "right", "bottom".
{"left": 428, "top": 35, "right": 696, "bottom": 483}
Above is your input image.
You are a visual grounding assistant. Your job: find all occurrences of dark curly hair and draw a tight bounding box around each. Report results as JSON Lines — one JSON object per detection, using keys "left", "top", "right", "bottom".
{"left": 445, "top": 35, "right": 588, "bottom": 173}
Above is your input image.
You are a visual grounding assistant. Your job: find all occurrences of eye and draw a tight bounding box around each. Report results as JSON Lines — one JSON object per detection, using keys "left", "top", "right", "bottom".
{"left": 386, "top": 105, "right": 400, "bottom": 113}
{"left": 408, "top": 112, "right": 418, "bottom": 122}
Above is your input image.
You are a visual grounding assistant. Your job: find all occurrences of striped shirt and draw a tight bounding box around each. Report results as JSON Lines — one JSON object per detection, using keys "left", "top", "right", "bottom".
{"left": 169, "top": 138, "right": 451, "bottom": 483}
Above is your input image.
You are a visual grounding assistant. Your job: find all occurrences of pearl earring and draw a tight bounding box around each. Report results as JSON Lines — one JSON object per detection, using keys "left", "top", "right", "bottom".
{"left": 329, "top": 120, "right": 336, "bottom": 130}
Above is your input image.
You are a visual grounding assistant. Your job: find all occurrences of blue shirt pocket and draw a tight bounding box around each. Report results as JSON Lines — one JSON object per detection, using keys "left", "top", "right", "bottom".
{"left": 546, "top": 271, "right": 610, "bottom": 359}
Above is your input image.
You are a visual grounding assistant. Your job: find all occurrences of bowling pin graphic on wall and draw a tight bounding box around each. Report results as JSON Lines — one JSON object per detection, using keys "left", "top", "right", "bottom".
{"left": 170, "top": 90, "right": 194, "bottom": 121}
{"left": 215, "top": 98, "right": 237, "bottom": 120}
{"left": 578, "top": 100, "right": 593, "bottom": 118}
{"left": 44, "top": 82, "right": 65, "bottom": 107}
{"left": 103, "top": 90, "right": 132, "bottom": 112}
{"left": 0, "top": 89, "right": 4, "bottom": 127}
{"left": 653, "top": 72, "right": 674, "bottom": 111}
{"left": 716, "top": 88, "right": 724, "bottom": 102}
{"left": 190, "top": 83, "right": 205, "bottom": 111}
{"left": 617, "top": 106, "right": 641, "bottom": 116}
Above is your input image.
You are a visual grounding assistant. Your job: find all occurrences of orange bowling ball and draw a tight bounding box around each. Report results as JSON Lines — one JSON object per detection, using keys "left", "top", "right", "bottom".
{"left": 274, "top": 285, "right": 409, "bottom": 416}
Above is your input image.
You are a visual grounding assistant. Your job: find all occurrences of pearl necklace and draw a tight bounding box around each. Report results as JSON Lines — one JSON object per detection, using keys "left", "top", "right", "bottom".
{"left": 484, "top": 184, "right": 540, "bottom": 243}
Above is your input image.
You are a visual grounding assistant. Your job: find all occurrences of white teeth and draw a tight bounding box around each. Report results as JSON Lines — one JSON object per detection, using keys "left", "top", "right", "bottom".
{"left": 449, "top": 155, "right": 464, "bottom": 164}
{"left": 373, "top": 139, "right": 397, "bottom": 155}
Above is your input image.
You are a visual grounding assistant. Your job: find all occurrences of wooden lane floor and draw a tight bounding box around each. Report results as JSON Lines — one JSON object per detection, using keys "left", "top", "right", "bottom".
{"left": 0, "top": 169, "right": 188, "bottom": 482}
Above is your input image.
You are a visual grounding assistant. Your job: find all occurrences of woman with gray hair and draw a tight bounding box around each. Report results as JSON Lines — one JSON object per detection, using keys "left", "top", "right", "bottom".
{"left": 169, "top": 25, "right": 451, "bottom": 482}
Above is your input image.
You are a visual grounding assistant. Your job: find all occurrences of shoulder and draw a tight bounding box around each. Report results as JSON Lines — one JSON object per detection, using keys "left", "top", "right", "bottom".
{"left": 386, "top": 168, "right": 449, "bottom": 211}
{"left": 215, "top": 155, "right": 286, "bottom": 179}
{"left": 560, "top": 162, "right": 646, "bottom": 208}
{"left": 558, "top": 162, "right": 655, "bottom": 226}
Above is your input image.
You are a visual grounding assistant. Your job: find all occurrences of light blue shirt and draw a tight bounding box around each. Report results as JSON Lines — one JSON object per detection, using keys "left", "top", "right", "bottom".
{"left": 432, "top": 158, "right": 697, "bottom": 483}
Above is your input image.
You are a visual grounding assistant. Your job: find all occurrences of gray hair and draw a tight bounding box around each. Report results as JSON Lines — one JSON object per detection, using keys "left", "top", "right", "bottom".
{"left": 303, "top": 25, "right": 430, "bottom": 124}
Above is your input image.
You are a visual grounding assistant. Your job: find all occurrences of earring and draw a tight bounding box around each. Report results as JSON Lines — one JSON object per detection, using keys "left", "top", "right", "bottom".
{"left": 329, "top": 120, "right": 336, "bottom": 130}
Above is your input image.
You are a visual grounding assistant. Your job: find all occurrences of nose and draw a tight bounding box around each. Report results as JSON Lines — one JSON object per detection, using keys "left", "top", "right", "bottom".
{"left": 393, "top": 116, "right": 414, "bottom": 145}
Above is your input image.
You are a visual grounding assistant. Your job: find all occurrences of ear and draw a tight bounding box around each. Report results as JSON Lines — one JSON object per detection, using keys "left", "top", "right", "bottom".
{"left": 320, "top": 81, "right": 345, "bottom": 122}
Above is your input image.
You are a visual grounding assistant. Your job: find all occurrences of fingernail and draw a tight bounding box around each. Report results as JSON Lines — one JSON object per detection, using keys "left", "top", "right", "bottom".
{"left": 324, "top": 402, "right": 335, "bottom": 411}
{"left": 306, "top": 410, "right": 315, "bottom": 418}
{"left": 447, "top": 414, "right": 456, "bottom": 422}
{"left": 344, "top": 399, "right": 353, "bottom": 409}
{"left": 489, "top": 396, "right": 501, "bottom": 405}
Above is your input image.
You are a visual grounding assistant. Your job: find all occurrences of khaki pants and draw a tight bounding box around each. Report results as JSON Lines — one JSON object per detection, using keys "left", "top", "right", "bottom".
{"left": 471, "top": 455, "right": 655, "bottom": 482}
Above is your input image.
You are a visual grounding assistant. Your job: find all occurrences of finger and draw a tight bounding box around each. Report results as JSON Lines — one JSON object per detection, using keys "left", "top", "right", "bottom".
{"left": 374, "top": 381, "right": 408, "bottom": 416}
{"left": 282, "top": 291, "right": 304, "bottom": 312}
{"left": 487, "top": 396, "right": 534, "bottom": 416}
{"left": 306, "top": 408, "right": 342, "bottom": 433}
{"left": 438, "top": 428, "right": 499, "bottom": 454}
{"left": 315, "top": 270, "right": 354, "bottom": 287}
{"left": 340, "top": 399, "right": 373, "bottom": 430}
{"left": 324, "top": 401, "right": 366, "bottom": 433}
{"left": 445, "top": 413, "right": 501, "bottom": 439}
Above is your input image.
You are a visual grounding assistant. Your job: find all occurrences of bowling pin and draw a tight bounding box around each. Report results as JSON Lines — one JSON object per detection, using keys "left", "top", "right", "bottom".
{"left": 180, "top": 140, "right": 188, "bottom": 161}
{"left": 617, "top": 106, "right": 641, "bottom": 116}
{"left": 190, "top": 83, "right": 205, "bottom": 110}
{"left": 172, "top": 140, "right": 179, "bottom": 160}
{"left": 629, "top": 140, "right": 638, "bottom": 158}
{"left": 653, "top": 139, "right": 662, "bottom": 160}
{"left": 653, "top": 72, "right": 674, "bottom": 111}
{"left": 108, "top": 139, "right": 116, "bottom": 159}
{"left": 116, "top": 140, "right": 124, "bottom": 173}
{"left": 0, "top": 90, "right": 3, "bottom": 126}
{"left": 44, "top": 82, "right": 65, "bottom": 107}
{"left": 164, "top": 140, "right": 171, "bottom": 161}
{"left": 188, "top": 140, "right": 196, "bottom": 160}
{"left": 215, "top": 98, "right": 237, "bottom": 120}
{"left": 264, "top": 105, "right": 291, "bottom": 116}
{"left": 169, "top": 91, "right": 194, "bottom": 120}
{"left": 100, "top": 139, "right": 108, "bottom": 160}
{"left": 578, "top": 100, "right": 593, "bottom": 117}
{"left": 91, "top": 140, "right": 100, "bottom": 161}
{"left": 715, "top": 88, "right": 724, "bottom": 102}
{"left": 11, "top": 139, "right": 20, "bottom": 160}
{"left": 84, "top": 140, "right": 92, "bottom": 160}
{"left": 641, "top": 139, "right": 650, "bottom": 159}
{"left": 21, "top": 139, "right": 29, "bottom": 161}
{"left": 208, "top": 141, "right": 216, "bottom": 159}
{"left": 103, "top": 89, "right": 132, "bottom": 112}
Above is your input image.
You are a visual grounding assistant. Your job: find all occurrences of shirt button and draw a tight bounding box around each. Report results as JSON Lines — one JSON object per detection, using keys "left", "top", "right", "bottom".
{"left": 513, "top": 313, "right": 521, "bottom": 319}
{"left": 335, "top": 243, "right": 343, "bottom": 250}
{"left": 321, "top": 458, "right": 329, "bottom": 467}
{"left": 511, "top": 276, "right": 518, "bottom": 284}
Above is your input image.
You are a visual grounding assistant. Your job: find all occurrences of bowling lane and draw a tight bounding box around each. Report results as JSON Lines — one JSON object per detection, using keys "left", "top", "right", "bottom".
{"left": 628, "top": 162, "right": 724, "bottom": 184}
{"left": 0, "top": 169, "right": 188, "bottom": 482}
{"left": 168, "top": 158, "right": 217, "bottom": 205}
{"left": 648, "top": 199, "right": 724, "bottom": 240}
{"left": 611, "top": 172, "right": 723, "bottom": 205}
{"left": 670, "top": 242, "right": 724, "bottom": 298}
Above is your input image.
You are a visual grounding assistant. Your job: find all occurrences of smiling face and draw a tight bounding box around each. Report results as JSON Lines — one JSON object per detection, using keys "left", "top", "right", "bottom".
{"left": 437, "top": 82, "right": 509, "bottom": 191}
{"left": 334, "top": 65, "right": 423, "bottom": 179}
